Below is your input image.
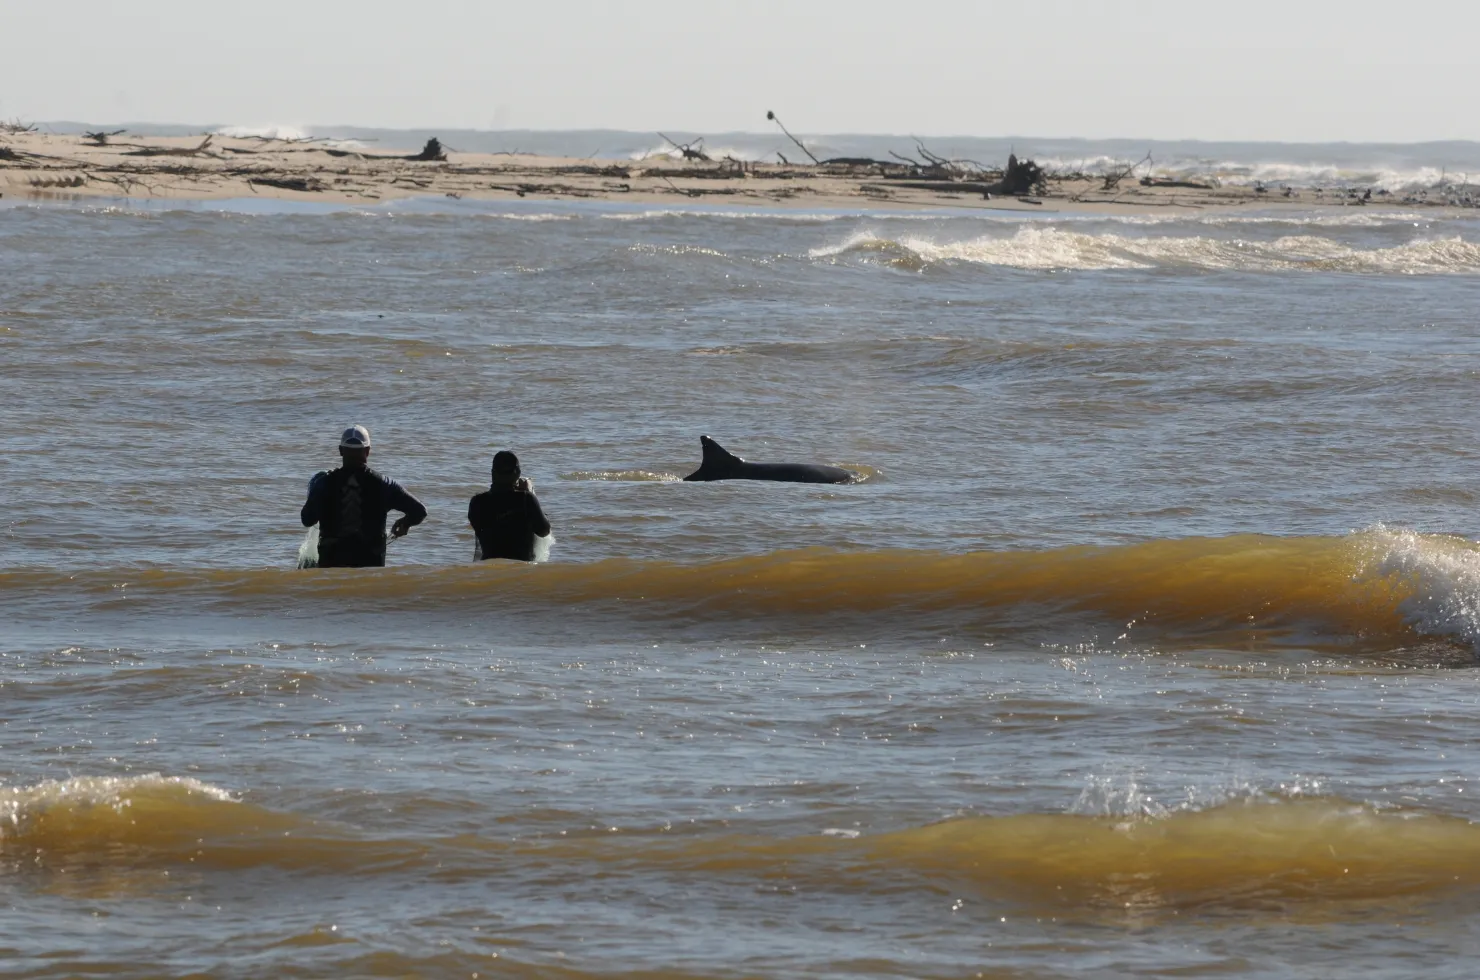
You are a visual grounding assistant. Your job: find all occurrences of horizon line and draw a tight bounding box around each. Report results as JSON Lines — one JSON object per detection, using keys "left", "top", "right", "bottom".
{"left": 21, "top": 121, "right": 1480, "bottom": 149}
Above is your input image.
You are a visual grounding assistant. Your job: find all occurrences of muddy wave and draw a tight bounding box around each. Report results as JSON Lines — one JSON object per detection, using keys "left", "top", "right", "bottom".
{"left": 5, "top": 775, "right": 1478, "bottom": 909}
{"left": 4, "top": 530, "right": 1477, "bottom": 651}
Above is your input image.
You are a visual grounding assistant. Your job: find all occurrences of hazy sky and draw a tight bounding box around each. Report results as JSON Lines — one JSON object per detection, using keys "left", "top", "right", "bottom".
{"left": 4, "top": 0, "right": 1476, "bottom": 142}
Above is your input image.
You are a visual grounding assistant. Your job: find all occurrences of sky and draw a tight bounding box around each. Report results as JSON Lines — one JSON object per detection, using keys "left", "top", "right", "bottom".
{"left": 2, "top": 0, "right": 1477, "bottom": 143}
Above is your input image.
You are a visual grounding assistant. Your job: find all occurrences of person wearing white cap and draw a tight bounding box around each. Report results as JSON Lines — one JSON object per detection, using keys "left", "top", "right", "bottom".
{"left": 300, "top": 425, "right": 428, "bottom": 568}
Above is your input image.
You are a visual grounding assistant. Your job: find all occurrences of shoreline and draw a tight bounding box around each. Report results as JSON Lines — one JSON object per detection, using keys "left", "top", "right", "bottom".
{"left": 1, "top": 131, "right": 1473, "bottom": 217}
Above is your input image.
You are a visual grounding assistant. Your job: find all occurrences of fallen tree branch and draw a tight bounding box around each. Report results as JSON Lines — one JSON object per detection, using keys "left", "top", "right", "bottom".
{"left": 1102, "top": 152, "right": 1151, "bottom": 191}
{"left": 766, "top": 111, "right": 820, "bottom": 165}
{"left": 248, "top": 176, "right": 326, "bottom": 192}
{"left": 657, "top": 132, "right": 710, "bottom": 162}
{"left": 125, "top": 136, "right": 217, "bottom": 158}
{"left": 1140, "top": 176, "right": 1214, "bottom": 190}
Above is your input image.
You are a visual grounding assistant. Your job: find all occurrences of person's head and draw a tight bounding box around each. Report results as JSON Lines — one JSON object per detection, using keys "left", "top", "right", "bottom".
{"left": 338, "top": 425, "right": 371, "bottom": 469}
{"left": 491, "top": 450, "right": 520, "bottom": 485}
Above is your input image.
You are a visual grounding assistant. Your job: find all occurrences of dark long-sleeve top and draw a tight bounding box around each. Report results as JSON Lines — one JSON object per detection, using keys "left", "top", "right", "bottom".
{"left": 468, "top": 487, "right": 551, "bottom": 562}
{"left": 301, "top": 466, "right": 428, "bottom": 529}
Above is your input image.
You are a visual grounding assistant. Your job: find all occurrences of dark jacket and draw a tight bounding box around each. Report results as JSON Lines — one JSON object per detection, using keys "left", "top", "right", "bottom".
{"left": 468, "top": 486, "right": 551, "bottom": 562}
{"left": 301, "top": 466, "right": 427, "bottom": 568}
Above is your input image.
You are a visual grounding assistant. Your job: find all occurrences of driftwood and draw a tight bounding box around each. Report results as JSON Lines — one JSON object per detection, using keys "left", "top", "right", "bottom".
{"left": 83, "top": 130, "right": 126, "bottom": 146}
{"left": 1102, "top": 153, "right": 1151, "bottom": 190}
{"left": 0, "top": 120, "right": 37, "bottom": 134}
{"left": 494, "top": 182, "right": 594, "bottom": 198}
{"left": 1140, "top": 176, "right": 1213, "bottom": 190}
{"left": 825, "top": 156, "right": 893, "bottom": 167}
{"left": 639, "top": 166, "right": 752, "bottom": 180}
{"left": 0, "top": 146, "right": 20, "bottom": 161}
{"left": 408, "top": 138, "right": 446, "bottom": 161}
{"left": 766, "top": 111, "right": 820, "bottom": 165}
{"left": 125, "top": 136, "right": 216, "bottom": 158}
{"left": 983, "top": 154, "right": 1044, "bottom": 196}
{"left": 879, "top": 141, "right": 996, "bottom": 180}
{"left": 657, "top": 133, "right": 710, "bottom": 162}
{"left": 248, "top": 176, "right": 325, "bottom": 193}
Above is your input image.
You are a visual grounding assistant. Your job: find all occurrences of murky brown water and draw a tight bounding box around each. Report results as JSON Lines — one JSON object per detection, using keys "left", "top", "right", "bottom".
{"left": 3, "top": 196, "right": 1480, "bottom": 978}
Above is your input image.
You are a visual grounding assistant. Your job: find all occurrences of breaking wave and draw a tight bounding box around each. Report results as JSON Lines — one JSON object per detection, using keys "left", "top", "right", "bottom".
{"left": 812, "top": 227, "right": 1480, "bottom": 274}
{"left": 5, "top": 774, "right": 1479, "bottom": 910}
{"left": 5, "top": 529, "right": 1480, "bottom": 653}
{"left": 214, "top": 124, "right": 312, "bottom": 141}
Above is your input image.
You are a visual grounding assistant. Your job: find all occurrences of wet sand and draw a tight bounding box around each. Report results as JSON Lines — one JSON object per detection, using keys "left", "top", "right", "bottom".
{"left": 0, "top": 130, "right": 1440, "bottom": 215}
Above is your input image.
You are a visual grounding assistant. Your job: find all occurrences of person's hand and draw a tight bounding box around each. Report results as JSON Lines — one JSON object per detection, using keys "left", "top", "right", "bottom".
{"left": 515, "top": 477, "right": 533, "bottom": 493}
{"left": 391, "top": 517, "right": 412, "bottom": 538}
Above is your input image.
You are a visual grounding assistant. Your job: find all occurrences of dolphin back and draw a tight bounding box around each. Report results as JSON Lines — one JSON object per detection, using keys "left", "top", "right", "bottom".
{"left": 683, "top": 436, "right": 855, "bottom": 484}
{"left": 742, "top": 461, "right": 856, "bottom": 484}
{"left": 683, "top": 435, "right": 744, "bottom": 481}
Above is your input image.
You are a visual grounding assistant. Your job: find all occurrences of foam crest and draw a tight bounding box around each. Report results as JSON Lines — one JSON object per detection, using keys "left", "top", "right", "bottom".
{"left": 474, "top": 212, "right": 576, "bottom": 222}
{"left": 1036, "top": 156, "right": 1463, "bottom": 192}
{"left": 215, "top": 124, "right": 311, "bottom": 141}
{"left": 812, "top": 228, "right": 1480, "bottom": 274}
{"left": 0, "top": 774, "right": 241, "bottom": 855}
{"left": 1356, "top": 527, "right": 1480, "bottom": 647}
{"left": 13, "top": 532, "right": 1480, "bottom": 653}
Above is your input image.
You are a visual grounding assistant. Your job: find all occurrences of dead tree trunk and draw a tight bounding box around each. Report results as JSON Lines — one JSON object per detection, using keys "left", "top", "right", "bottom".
{"left": 408, "top": 138, "right": 447, "bottom": 161}
{"left": 985, "top": 154, "right": 1044, "bottom": 196}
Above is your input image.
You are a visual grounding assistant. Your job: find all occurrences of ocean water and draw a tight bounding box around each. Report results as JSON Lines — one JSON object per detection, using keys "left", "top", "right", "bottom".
{"left": 3, "top": 194, "right": 1480, "bottom": 978}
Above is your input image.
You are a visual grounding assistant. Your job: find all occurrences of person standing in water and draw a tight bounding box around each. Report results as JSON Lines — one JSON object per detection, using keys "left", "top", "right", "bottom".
{"left": 468, "top": 450, "right": 551, "bottom": 562}
{"left": 301, "top": 425, "right": 427, "bottom": 568}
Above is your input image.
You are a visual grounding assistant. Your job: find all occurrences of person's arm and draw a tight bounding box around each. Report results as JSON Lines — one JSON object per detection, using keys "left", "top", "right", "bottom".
{"left": 384, "top": 478, "right": 428, "bottom": 537}
{"left": 525, "top": 493, "right": 552, "bottom": 537}
{"left": 301, "top": 471, "right": 328, "bottom": 527}
{"left": 468, "top": 495, "right": 480, "bottom": 530}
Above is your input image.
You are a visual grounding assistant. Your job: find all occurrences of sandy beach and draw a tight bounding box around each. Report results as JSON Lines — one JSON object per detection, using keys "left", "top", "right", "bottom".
{"left": 0, "top": 130, "right": 1455, "bottom": 215}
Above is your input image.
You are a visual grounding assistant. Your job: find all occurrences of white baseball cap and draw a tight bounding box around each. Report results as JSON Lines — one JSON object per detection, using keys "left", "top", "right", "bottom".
{"left": 339, "top": 425, "right": 372, "bottom": 449}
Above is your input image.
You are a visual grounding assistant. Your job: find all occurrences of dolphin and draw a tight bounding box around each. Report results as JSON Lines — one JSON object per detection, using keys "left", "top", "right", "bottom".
{"left": 683, "top": 436, "right": 858, "bottom": 484}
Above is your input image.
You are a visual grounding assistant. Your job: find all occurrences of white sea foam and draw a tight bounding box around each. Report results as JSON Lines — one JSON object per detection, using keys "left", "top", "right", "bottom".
{"left": 297, "top": 525, "right": 319, "bottom": 569}
{"left": 811, "top": 227, "right": 1480, "bottom": 275}
{"left": 628, "top": 144, "right": 782, "bottom": 163}
{"left": 1036, "top": 155, "right": 1471, "bottom": 192}
{"left": 534, "top": 533, "right": 555, "bottom": 564}
{"left": 1356, "top": 527, "right": 1480, "bottom": 648}
{"left": 215, "top": 124, "right": 312, "bottom": 141}
{"left": 1069, "top": 770, "right": 1311, "bottom": 820}
{"left": 0, "top": 774, "right": 235, "bottom": 828}
{"left": 474, "top": 213, "right": 576, "bottom": 222}
{"left": 474, "top": 533, "right": 556, "bottom": 563}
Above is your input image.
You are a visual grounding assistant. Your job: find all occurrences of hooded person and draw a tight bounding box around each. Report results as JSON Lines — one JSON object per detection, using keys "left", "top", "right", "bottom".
{"left": 300, "top": 425, "right": 428, "bottom": 568}
{"left": 468, "top": 450, "right": 552, "bottom": 562}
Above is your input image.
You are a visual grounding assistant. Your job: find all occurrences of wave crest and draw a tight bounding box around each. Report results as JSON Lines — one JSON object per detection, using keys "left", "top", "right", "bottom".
{"left": 4, "top": 530, "right": 1479, "bottom": 652}
{"left": 812, "top": 227, "right": 1480, "bottom": 274}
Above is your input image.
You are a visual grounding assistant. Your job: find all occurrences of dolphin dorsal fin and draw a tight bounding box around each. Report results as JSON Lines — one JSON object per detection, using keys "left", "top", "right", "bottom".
{"left": 700, "top": 435, "right": 744, "bottom": 468}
